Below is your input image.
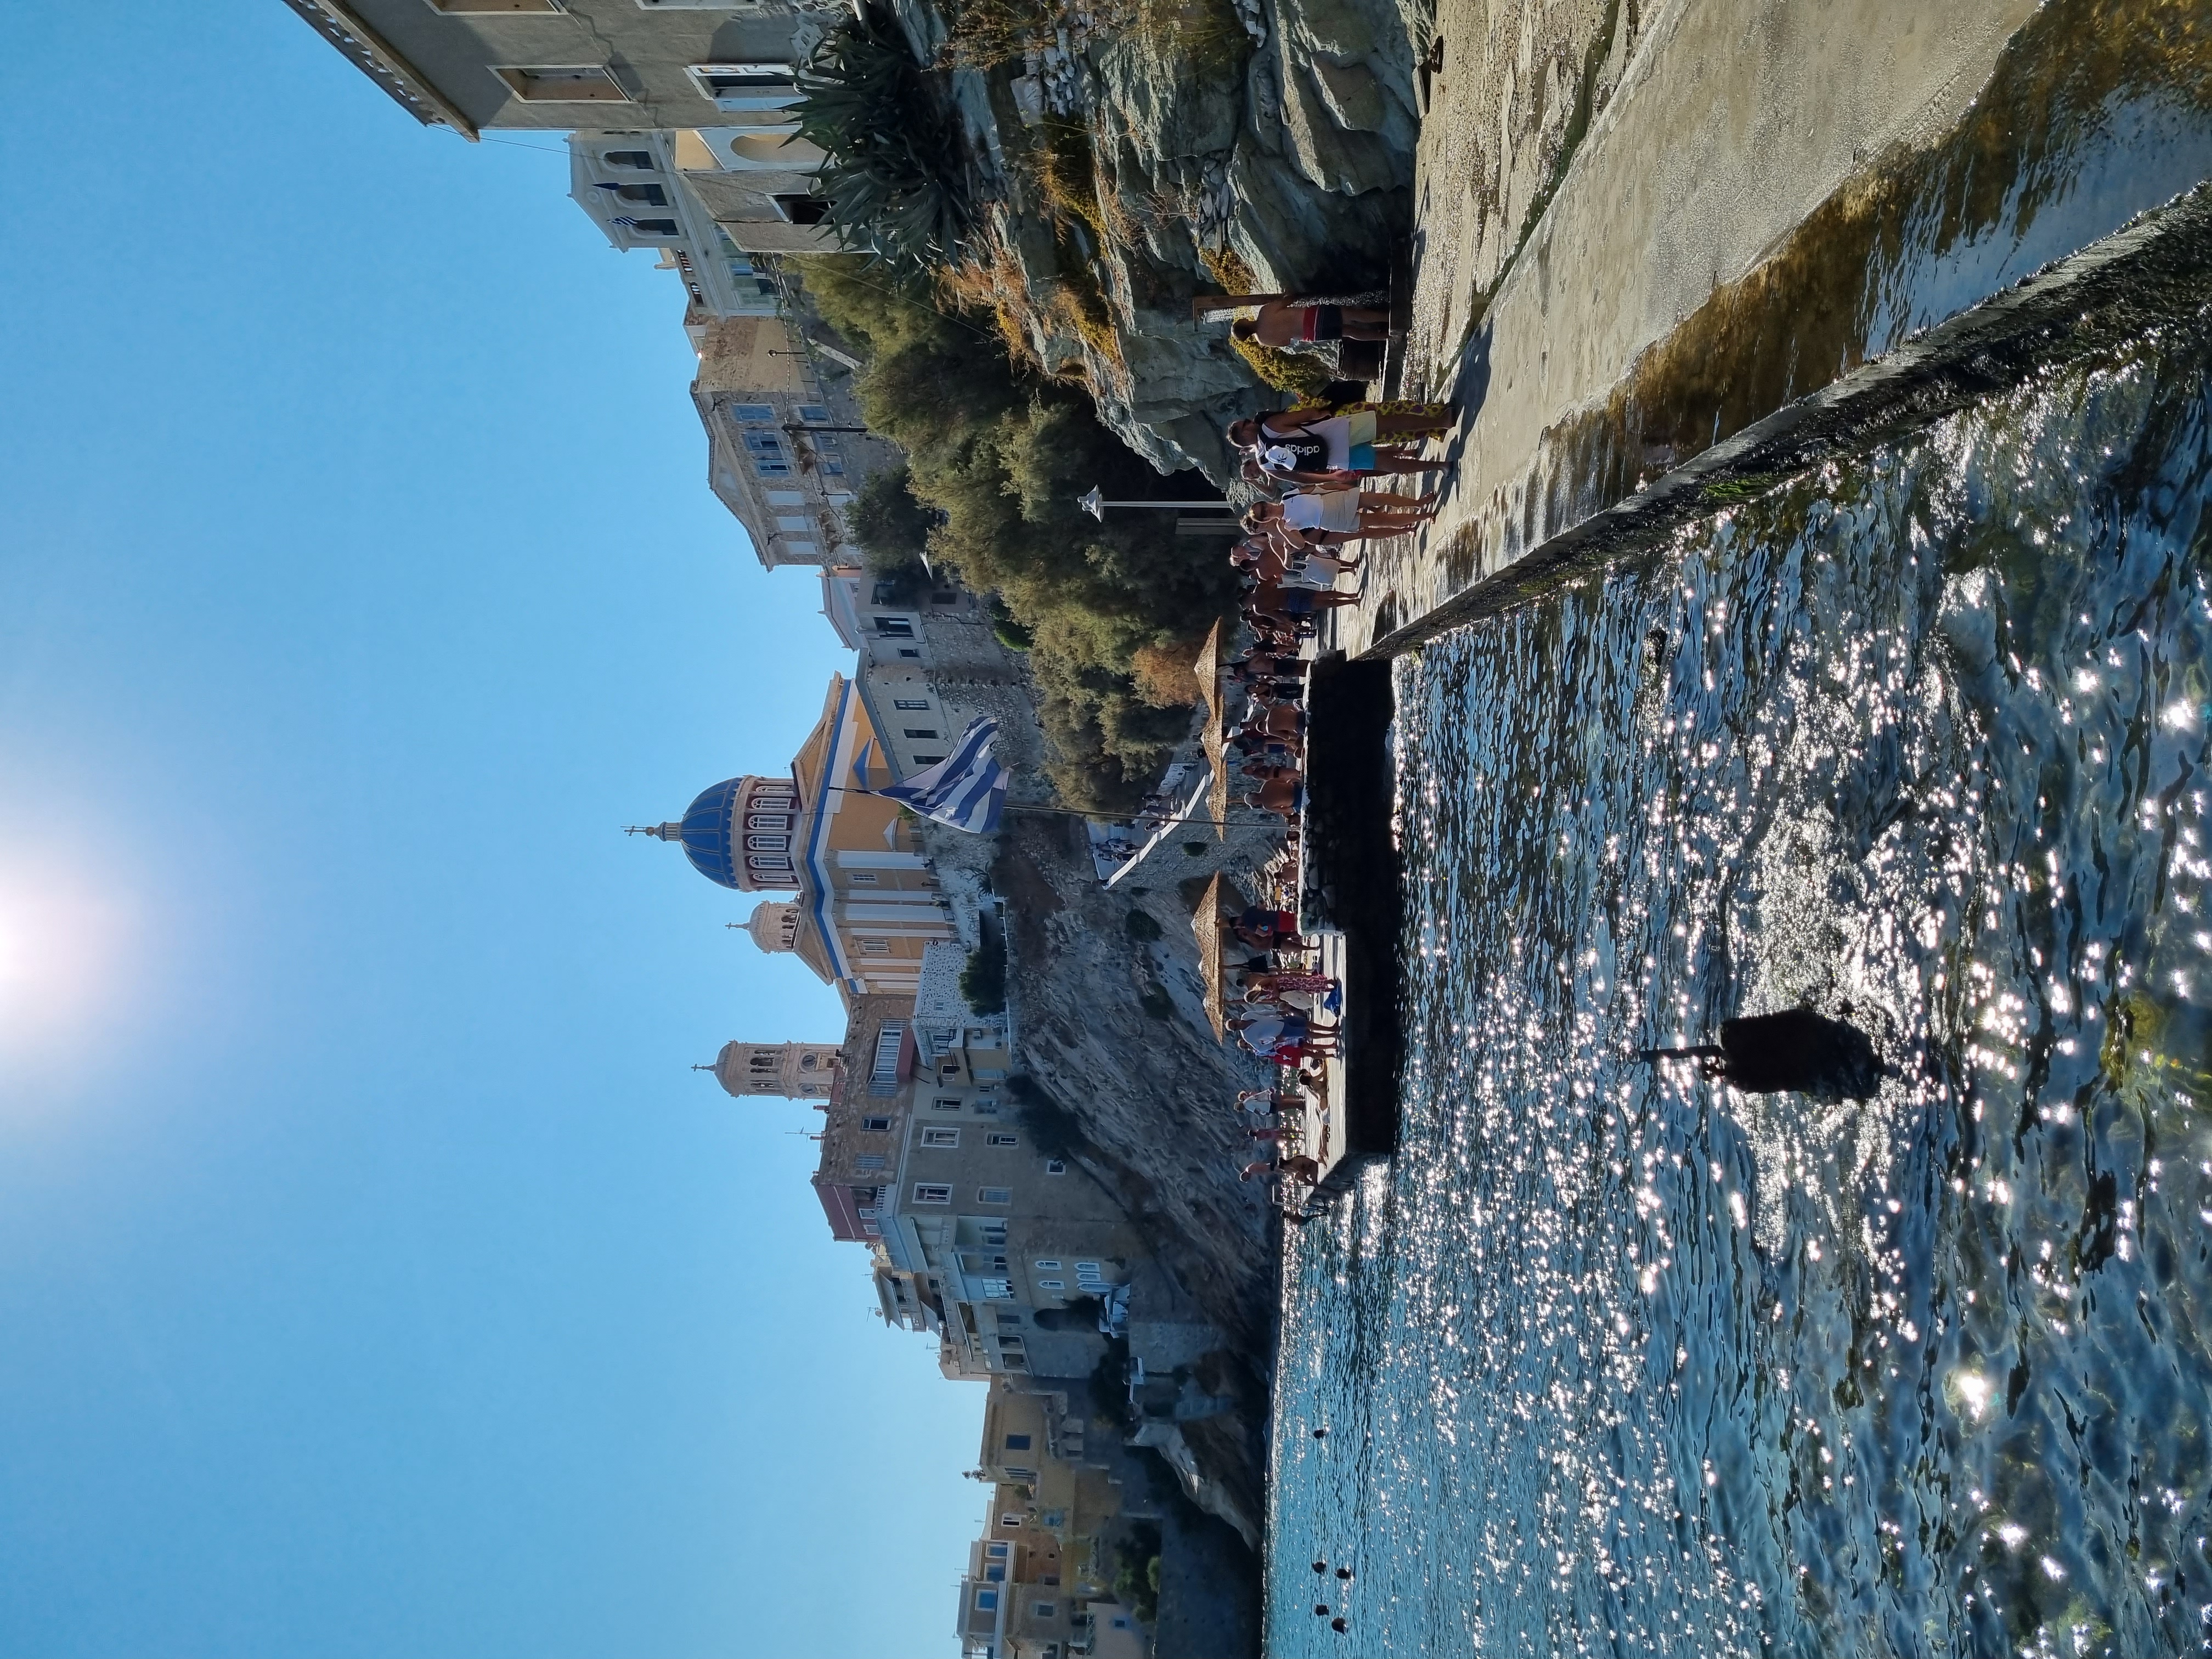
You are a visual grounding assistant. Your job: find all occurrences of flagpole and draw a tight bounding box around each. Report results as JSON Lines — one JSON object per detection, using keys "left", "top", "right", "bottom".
{"left": 822, "top": 784, "right": 1280, "bottom": 831}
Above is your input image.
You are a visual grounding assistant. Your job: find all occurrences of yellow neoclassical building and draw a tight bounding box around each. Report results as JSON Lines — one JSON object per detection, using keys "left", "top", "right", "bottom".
{"left": 636, "top": 673, "right": 955, "bottom": 1005}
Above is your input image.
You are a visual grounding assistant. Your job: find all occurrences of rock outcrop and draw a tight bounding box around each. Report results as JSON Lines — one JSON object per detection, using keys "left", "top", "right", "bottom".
{"left": 902, "top": 0, "right": 1429, "bottom": 481}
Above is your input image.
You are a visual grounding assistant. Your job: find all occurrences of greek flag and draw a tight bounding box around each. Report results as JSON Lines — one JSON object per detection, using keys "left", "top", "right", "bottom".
{"left": 877, "top": 718, "right": 1008, "bottom": 833}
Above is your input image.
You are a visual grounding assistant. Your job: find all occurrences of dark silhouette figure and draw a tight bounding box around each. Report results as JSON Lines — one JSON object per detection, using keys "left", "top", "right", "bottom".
{"left": 1335, "top": 1566, "right": 1353, "bottom": 1580}
{"left": 1312, "top": 1427, "right": 1328, "bottom": 1439}
{"left": 1314, "top": 1604, "right": 1330, "bottom": 1616}
{"left": 1332, "top": 1617, "right": 1350, "bottom": 1633}
{"left": 1643, "top": 1007, "right": 1886, "bottom": 1101}
{"left": 1312, "top": 1560, "right": 1328, "bottom": 1574}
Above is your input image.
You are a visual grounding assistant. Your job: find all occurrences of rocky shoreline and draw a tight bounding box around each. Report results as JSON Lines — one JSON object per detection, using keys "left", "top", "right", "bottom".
{"left": 887, "top": 0, "right": 1428, "bottom": 482}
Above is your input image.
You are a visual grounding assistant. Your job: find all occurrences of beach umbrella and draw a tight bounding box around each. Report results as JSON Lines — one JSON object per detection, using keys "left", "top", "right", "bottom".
{"left": 1201, "top": 704, "right": 1232, "bottom": 840}
{"left": 1194, "top": 619, "right": 1226, "bottom": 724}
{"left": 1193, "top": 871, "right": 1233, "bottom": 1039}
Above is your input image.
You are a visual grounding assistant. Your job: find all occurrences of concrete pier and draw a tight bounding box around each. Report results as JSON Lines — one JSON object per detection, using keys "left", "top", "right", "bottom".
{"left": 1293, "top": 654, "right": 1401, "bottom": 1199}
{"left": 1340, "top": 0, "right": 2212, "bottom": 656}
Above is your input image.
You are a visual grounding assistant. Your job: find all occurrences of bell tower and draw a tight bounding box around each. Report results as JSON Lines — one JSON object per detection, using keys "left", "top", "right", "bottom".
{"left": 708, "top": 1039, "right": 841, "bottom": 1101}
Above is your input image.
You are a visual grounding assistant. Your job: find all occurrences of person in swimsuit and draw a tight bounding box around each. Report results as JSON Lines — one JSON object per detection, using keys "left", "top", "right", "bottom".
{"left": 1227, "top": 400, "right": 1457, "bottom": 454}
{"left": 1247, "top": 770, "right": 1306, "bottom": 819}
{"left": 1227, "top": 405, "right": 1451, "bottom": 486}
{"left": 1248, "top": 492, "right": 1438, "bottom": 551}
{"left": 1231, "top": 299, "right": 1393, "bottom": 346}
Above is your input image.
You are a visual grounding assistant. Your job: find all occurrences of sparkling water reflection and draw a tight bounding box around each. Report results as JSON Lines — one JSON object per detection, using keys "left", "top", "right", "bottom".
{"left": 1270, "top": 331, "right": 2212, "bottom": 1657}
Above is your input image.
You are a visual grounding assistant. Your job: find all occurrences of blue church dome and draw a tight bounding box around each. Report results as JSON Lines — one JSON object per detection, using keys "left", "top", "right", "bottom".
{"left": 670, "top": 778, "right": 744, "bottom": 888}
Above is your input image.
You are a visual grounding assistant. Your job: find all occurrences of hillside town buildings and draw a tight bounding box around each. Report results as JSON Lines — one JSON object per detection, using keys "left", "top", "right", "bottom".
{"left": 295, "top": 19, "right": 1187, "bottom": 1639}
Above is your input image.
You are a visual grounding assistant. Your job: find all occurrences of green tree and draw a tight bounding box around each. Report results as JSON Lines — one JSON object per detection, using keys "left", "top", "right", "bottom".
{"left": 848, "top": 463, "right": 936, "bottom": 607}
{"left": 791, "top": 255, "right": 1237, "bottom": 809}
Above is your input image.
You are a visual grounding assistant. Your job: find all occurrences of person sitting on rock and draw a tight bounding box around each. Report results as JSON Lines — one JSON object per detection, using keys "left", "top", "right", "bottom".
{"left": 1231, "top": 298, "right": 1393, "bottom": 347}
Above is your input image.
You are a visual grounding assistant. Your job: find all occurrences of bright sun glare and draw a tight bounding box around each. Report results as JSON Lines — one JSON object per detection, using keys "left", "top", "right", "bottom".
{"left": 0, "top": 854, "right": 138, "bottom": 1070}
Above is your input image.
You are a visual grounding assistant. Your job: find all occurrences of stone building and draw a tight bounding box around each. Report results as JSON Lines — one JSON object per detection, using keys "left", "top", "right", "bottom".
{"left": 287, "top": 2, "right": 847, "bottom": 253}
{"left": 634, "top": 673, "right": 955, "bottom": 1006}
{"left": 804, "top": 993, "right": 917, "bottom": 1243}
{"left": 912, "top": 938, "right": 1010, "bottom": 1077}
{"left": 871, "top": 1062, "right": 1146, "bottom": 1383}
{"left": 820, "top": 568, "right": 1043, "bottom": 781}
{"left": 954, "top": 1387, "right": 1149, "bottom": 1659}
{"left": 566, "top": 132, "right": 785, "bottom": 317}
{"left": 694, "top": 323, "right": 900, "bottom": 572}
{"left": 279, "top": 2, "right": 830, "bottom": 139}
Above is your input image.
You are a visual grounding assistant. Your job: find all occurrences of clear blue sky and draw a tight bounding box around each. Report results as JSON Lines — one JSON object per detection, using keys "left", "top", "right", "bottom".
{"left": 0, "top": 10, "right": 986, "bottom": 1657}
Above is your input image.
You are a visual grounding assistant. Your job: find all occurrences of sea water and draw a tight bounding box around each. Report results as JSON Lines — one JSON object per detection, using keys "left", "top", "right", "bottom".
{"left": 1268, "top": 329, "right": 2212, "bottom": 1657}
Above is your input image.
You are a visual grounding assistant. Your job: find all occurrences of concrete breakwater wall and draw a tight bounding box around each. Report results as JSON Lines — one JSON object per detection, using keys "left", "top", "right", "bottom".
{"left": 1342, "top": 0, "right": 2212, "bottom": 657}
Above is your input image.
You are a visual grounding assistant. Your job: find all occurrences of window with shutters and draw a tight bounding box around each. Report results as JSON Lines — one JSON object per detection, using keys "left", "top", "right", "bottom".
{"left": 977, "top": 1187, "right": 1011, "bottom": 1205}
{"left": 494, "top": 65, "right": 630, "bottom": 102}
{"left": 922, "top": 1127, "right": 960, "bottom": 1148}
{"left": 986, "top": 1133, "right": 1018, "bottom": 1147}
{"left": 743, "top": 431, "right": 791, "bottom": 477}
{"left": 860, "top": 1116, "right": 892, "bottom": 1132}
{"left": 912, "top": 1183, "right": 952, "bottom": 1204}
{"left": 689, "top": 63, "right": 798, "bottom": 106}
{"left": 868, "top": 1024, "right": 905, "bottom": 1094}
{"left": 893, "top": 698, "right": 930, "bottom": 710}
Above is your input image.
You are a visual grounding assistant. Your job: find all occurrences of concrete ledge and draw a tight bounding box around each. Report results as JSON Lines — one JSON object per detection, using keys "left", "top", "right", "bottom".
{"left": 1364, "top": 178, "right": 2212, "bottom": 656}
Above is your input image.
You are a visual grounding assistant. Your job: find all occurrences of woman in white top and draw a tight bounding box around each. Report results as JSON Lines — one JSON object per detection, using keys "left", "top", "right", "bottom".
{"left": 1246, "top": 490, "right": 1439, "bottom": 554}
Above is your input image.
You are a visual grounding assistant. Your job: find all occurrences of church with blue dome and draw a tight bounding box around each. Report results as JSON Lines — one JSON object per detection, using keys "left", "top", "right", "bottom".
{"left": 630, "top": 673, "right": 956, "bottom": 1008}
{"left": 633, "top": 773, "right": 803, "bottom": 893}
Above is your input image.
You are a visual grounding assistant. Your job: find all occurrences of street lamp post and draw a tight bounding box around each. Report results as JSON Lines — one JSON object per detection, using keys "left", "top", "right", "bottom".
{"left": 1077, "top": 486, "right": 1233, "bottom": 521}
